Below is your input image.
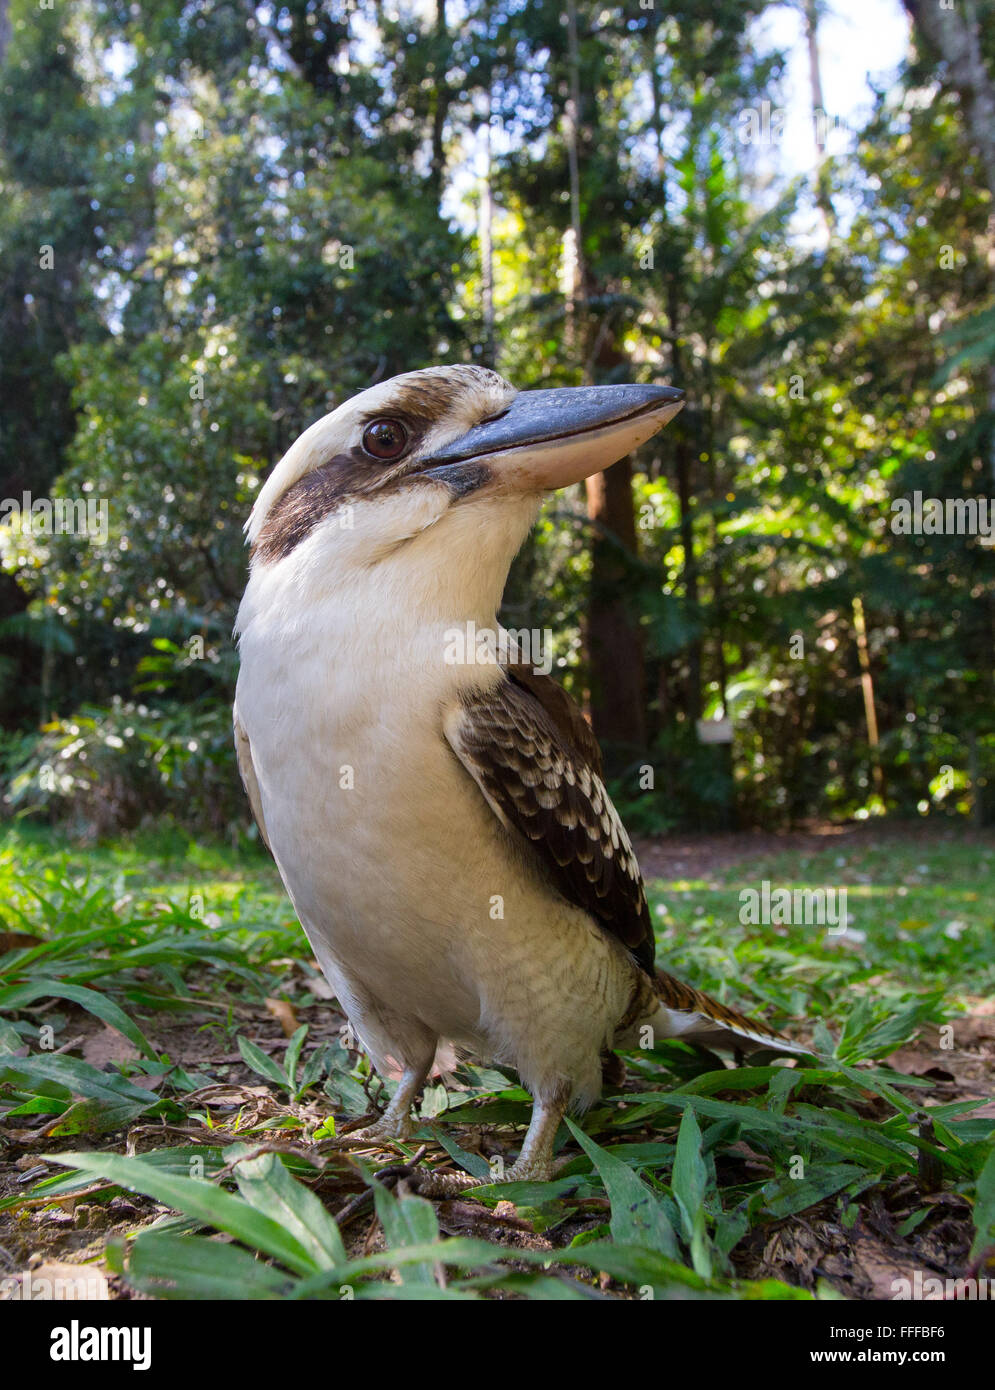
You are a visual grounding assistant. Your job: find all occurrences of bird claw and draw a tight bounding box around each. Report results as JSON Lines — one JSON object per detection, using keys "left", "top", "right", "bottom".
{"left": 407, "top": 1156, "right": 555, "bottom": 1194}
{"left": 337, "top": 1112, "right": 414, "bottom": 1146}
{"left": 407, "top": 1169, "right": 483, "bottom": 1198}
{"left": 500, "top": 1158, "right": 554, "bottom": 1184}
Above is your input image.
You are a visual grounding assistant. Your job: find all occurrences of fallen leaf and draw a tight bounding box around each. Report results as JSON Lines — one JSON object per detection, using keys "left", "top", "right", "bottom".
{"left": 81, "top": 1025, "right": 140, "bottom": 1068}
{"left": 265, "top": 997, "right": 299, "bottom": 1037}
{"left": 305, "top": 969, "right": 335, "bottom": 1000}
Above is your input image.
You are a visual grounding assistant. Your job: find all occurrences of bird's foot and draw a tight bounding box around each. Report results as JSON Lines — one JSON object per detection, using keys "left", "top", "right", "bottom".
{"left": 408, "top": 1169, "right": 483, "bottom": 1198}
{"left": 408, "top": 1154, "right": 555, "bottom": 1195}
{"left": 501, "top": 1156, "right": 555, "bottom": 1184}
{"left": 333, "top": 1059, "right": 433, "bottom": 1150}
{"left": 338, "top": 1113, "right": 414, "bottom": 1147}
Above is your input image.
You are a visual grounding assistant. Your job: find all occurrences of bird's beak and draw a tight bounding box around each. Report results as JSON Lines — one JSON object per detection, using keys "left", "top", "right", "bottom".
{"left": 421, "top": 383, "right": 685, "bottom": 493}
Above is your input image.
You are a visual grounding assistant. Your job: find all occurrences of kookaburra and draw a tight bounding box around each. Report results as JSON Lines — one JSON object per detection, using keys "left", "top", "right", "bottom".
{"left": 234, "top": 366, "right": 804, "bottom": 1184}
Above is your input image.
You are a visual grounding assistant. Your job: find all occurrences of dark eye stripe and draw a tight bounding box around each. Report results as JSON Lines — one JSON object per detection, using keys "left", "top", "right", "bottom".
{"left": 252, "top": 450, "right": 373, "bottom": 562}
{"left": 251, "top": 376, "right": 509, "bottom": 565}
{"left": 253, "top": 420, "right": 426, "bottom": 563}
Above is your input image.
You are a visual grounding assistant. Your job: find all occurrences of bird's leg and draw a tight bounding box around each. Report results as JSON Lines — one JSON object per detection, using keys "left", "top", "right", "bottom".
{"left": 501, "top": 1080, "right": 571, "bottom": 1184}
{"left": 374, "top": 1080, "right": 573, "bottom": 1197}
{"left": 420, "top": 1082, "right": 571, "bottom": 1190}
{"left": 342, "top": 1050, "right": 434, "bottom": 1146}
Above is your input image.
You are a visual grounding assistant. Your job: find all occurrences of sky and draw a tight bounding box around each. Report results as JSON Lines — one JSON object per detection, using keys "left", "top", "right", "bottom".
{"left": 756, "top": 0, "right": 911, "bottom": 176}
{"left": 441, "top": 0, "right": 913, "bottom": 235}
{"left": 101, "top": 0, "right": 914, "bottom": 238}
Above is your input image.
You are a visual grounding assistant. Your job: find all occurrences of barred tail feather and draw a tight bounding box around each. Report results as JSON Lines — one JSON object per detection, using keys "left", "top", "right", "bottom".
{"left": 653, "top": 969, "right": 810, "bottom": 1058}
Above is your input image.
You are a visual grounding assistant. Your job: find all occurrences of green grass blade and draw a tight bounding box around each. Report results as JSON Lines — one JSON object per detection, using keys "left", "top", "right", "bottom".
{"left": 230, "top": 1149, "right": 347, "bottom": 1268}
{"left": 123, "top": 1232, "right": 297, "bottom": 1299}
{"left": 237, "top": 1034, "right": 290, "bottom": 1090}
{"left": 46, "top": 1151, "right": 325, "bottom": 1276}
{"left": 564, "top": 1116, "right": 679, "bottom": 1259}
{"left": 0, "top": 978, "right": 157, "bottom": 1059}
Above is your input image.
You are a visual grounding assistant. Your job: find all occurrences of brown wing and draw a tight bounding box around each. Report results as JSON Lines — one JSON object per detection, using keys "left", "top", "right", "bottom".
{"left": 504, "top": 661, "right": 604, "bottom": 777}
{"left": 233, "top": 705, "right": 271, "bottom": 852}
{"left": 443, "top": 671, "right": 654, "bottom": 975}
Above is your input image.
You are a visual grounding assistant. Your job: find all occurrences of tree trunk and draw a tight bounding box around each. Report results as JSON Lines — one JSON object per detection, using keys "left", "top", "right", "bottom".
{"left": 563, "top": 0, "right": 585, "bottom": 354}
{"left": 667, "top": 279, "right": 702, "bottom": 726}
{"left": 585, "top": 457, "right": 647, "bottom": 754}
{"left": 904, "top": 0, "right": 995, "bottom": 485}
{"left": 903, "top": 0, "right": 995, "bottom": 198}
{"left": 852, "top": 596, "right": 885, "bottom": 802}
{"left": 564, "top": 0, "right": 646, "bottom": 756}
{"left": 803, "top": 0, "right": 836, "bottom": 236}
{"left": 429, "top": 0, "right": 449, "bottom": 203}
{"left": 479, "top": 95, "right": 496, "bottom": 369}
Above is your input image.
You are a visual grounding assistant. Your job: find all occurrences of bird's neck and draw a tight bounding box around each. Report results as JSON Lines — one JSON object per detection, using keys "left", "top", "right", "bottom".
{"left": 237, "top": 491, "right": 542, "bottom": 654}
{"left": 382, "top": 492, "right": 541, "bottom": 628}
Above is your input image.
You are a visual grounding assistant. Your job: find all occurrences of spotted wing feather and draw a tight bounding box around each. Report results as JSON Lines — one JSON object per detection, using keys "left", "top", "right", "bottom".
{"left": 444, "top": 673, "right": 654, "bottom": 974}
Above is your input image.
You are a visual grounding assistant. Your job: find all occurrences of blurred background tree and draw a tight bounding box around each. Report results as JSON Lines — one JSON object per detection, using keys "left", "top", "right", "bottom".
{"left": 0, "top": 0, "right": 992, "bottom": 836}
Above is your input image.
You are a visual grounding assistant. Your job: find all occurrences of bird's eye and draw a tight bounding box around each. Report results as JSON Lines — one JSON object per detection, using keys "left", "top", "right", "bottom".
{"left": 362, "top": 418, "right": 409, "bottom": 460}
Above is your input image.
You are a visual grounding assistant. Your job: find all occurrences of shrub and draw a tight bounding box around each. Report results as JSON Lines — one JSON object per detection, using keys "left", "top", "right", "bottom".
{"left": 2, "top": 698, "right": 244, "bottom": 839}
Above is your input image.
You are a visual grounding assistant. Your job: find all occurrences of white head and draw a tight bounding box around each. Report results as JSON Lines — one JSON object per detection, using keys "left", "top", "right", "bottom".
{"left": 241, "top": 364, "right": 684, "bottom": 620}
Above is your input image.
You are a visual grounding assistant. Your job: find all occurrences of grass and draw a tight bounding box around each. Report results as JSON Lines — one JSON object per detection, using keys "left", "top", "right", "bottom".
{"left": 0, "top": 820, "right": 993, "bottom": 1300}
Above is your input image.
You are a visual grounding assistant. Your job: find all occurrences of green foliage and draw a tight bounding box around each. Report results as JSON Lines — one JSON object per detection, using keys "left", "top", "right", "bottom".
{"left": 4, "top": 699, "right": 242, "bottom": 836}
{"left": 1, "top": 826, "right": 991, "bottom": 1300}
{"left": 1, "top": 0, "right": 993, "bottom": 828}
{"left": 237, "top": 1025, "right": 333, "bottom": 1105}
{"left": 1, "top": 0, "right": 993, "bottom": 1301}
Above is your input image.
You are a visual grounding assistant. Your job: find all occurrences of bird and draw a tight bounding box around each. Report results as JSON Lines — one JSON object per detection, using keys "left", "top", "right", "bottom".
{"left": 233, "top": 364, "right": 806, "bottom": 1185}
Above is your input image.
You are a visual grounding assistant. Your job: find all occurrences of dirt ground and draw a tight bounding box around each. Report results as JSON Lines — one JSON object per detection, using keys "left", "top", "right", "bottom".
{"left": 2, "top": 824, "right": 992, "bottom": 1300}
{"left": 632, "top": 819, "right": 995, "bottom": 882}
